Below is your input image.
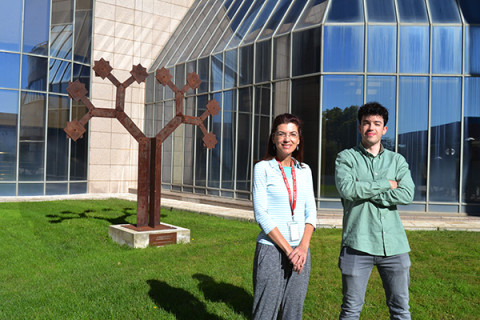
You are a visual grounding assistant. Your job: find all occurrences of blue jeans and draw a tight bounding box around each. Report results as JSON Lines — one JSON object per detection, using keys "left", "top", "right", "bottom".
{"left": 338, "top": 247, "right": 411, "bottom": 320}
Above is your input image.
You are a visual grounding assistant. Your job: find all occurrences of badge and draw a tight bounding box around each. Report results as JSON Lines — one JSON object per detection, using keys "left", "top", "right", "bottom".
{"left": 288, "top": 221, "right": 300, "bottom": 241}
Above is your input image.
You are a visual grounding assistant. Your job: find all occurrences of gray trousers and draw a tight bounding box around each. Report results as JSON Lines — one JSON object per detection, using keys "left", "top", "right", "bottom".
{"left": 338, "top": 247, "right": 411, "bottom": 320}
{"left": 252, "top": 243, "right": 311, "bottom": 320}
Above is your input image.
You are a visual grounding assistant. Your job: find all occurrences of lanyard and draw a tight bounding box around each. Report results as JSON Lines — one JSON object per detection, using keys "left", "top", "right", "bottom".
{"left": 276, "top": 159, "right": 297, "bottom": 217}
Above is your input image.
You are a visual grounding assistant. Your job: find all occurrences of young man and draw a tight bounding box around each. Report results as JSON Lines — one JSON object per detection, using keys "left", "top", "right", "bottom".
{"left": 335, "top": 102, "right": 415, "bottom": 320}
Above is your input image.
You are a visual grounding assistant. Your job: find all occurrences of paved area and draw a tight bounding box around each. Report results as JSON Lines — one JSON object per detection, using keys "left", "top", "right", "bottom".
{"left": 2, "top": 191, "right": 480, "bottom": 232}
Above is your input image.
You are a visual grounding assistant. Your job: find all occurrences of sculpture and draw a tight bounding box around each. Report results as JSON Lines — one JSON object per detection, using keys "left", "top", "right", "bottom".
{"left": 65, "top": 58, "right": 220, "bottom": 230}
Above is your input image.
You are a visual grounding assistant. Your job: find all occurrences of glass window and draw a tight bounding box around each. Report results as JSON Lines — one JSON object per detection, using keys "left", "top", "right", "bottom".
{"left": 214, "top": 0, "right": 254, "bottom": 53}
{"left": 23, "top": 0, "right": 50, "bottom": 55}
{"left": 365, "top": 0, "right": 396, "bottom": 22}
{"left": 208, "top": 92, "right": 222, "bottom": 188}
{"left": 274, "top": 35, "right": 290, "bottom": 80}
{"left": 399, "top": 26, "right": 429, "bottom": 74}
{"left": 366, "top": 76, "right": 396, "bottom": 150}
{"left": 398, "top": 76, "right": 429, "bottom": 201}
{"left": 367, "top": 26, "right": 396, "bottom": 73}
{"left": 46, "top": 183, "right": 68, "bottom": 195}
{"left": 292, "top": 76, "right": 320, "bottom": 194}
{"left": 150, "top": 0, "right": 204, "bottom": 69}
{"left": 175, "top": 64, "right": 185, "bottom": 92}
{"left": 19, "top": 183, "right": 44, "bottom": 196}
{"left": 224, "top": 49, "right": 237, "bottom": 89}
{"left": 69, "top": 182, "right": 87, "bottom": 194}
{"left": 324, "top": 26, "right": 364, "bottom": 72}
{"left": 432, "top": 26, "right": 462, "bottom": 74}
{"left": 162, "top": 101, "right": 174, "bottom": 184}
{"left": 292, "top": 27, "right": 321, "bottom": 76}
{"left": 463, "top": 77, "right": 480, "bottom": 204}
{"left": 295, "top": 0, "right": 328, "bottom": 28}
{"left": 76, "top": 0, "right": 92, "bottom": 11}
{"left": 145, "top": 104, "right": 154, "bottom": 137}
{"left": 226, "top": 0, "right": 266, "bottom": 50}
{"left": 47, "top": 94, "right": 69, "bottom": 181}
{"left": 195, "top": 95, "right": 208, "bottom": 187}
{"left": 255, "top": 41, "right": 271, "bottom": 83}
{"left": 74, "top": 2, "right": 92, "bottom": 64}
{"left": 198, "top": 59, "right": 209, "bottom": 94}
{"left": 0, "top": 1, "right": 23, "bottom": 51}
{"left": 179, "top": 0, "right": 227, "bottom": 62}
{"left": 49, "top": 59, "right": 72, "bottom": 94}
{"left": 237, "top": 87, "right": 252, "bottom": 190}
{"left": 172, "top": 116, "right": 185, "bottom": 185}
{"left": 258, "top": 0, "right": 293, "bottom": 41}
{"left": 396, "top": 0, "right": 428, "bottom": 23}
{"left": 70, "top": 100, "right": 88, "bottom": 180}
{"left": 19, "top": 92, "right": 46, "bottom": 181}
{"left": 168, "top": 0, "right": 214, "bottom": 65}
{"left": 145, "top": 73, "right": 154, "bottom": 104}
{"left": 243, "top": 0, "right": 278, "bottom": 44}
{"left": 211, "top": 54, "right": 223, "bottom": 91}
{"left": 427, "top": 0, "right": 461, "bottom": 23}
{"left": 51, "top": 0, "right": 74, "bottom": 60}
{"left": 154, "top": 77, "right": 164, "bottom": 104}
{"left": 72, "top": 63, "right": 90, "bottom": 92}
{"left": 254, "top": 85, "right": 270, "bottom": 161}
{"left": 239, "top": 45, "right": 254, "bottom": 85}
{"left": 321, "top": 75, "right": 364, "bottom": 198}
{"left": 188, "top": 0, "right": 237, "bottom": 60}
{"left": 326, "top": 0, "right": 362, "bottom": 23}
{"left": 273, "top": 81, "right": 289, "bottom": 116}
{"left": 465, "top": 26, "right": 480, "bottom": 75}
{"left": 429, "top": 77, "right": 461, "bottom": 202}
{"left": 276, "top": 0, "right": 307, "bottom": 35}
{"left": 222, "top": 90, "right": 236, "bottom": 189}
{"left": 199, "top": 0, "right": 244, "bottom": 58}
{"left": 458, "top": 0, "right": 480, "bottom": 24}
{"left": 183, "top": 97, "right": 195, "bottom": 185}
{"left": 0, "top": 184, "right": 16, "bottom": 196}
{"left": 0, "top": 90, "right": 19, "bottom": 181}
{"left": 22, "top": 55, "right": 48, "bottom": 91}
{"left": 0, "top": 53, "right": 20, "bottom": 89}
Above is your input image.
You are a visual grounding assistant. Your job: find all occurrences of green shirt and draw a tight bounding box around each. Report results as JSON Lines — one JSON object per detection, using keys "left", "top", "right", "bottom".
{"left": 335, "top": 144, "right": 415, "bottom": 256}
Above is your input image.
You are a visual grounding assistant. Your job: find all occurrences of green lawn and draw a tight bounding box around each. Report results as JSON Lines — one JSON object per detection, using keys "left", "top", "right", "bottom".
{"left": 0, "top": 199, "right": 479, "bottom": 319}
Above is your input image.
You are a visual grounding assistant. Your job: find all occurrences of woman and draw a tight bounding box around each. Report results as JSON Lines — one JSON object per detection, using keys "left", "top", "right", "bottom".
{"left": 252, "top": 113, "right": 317, "bottom": 320}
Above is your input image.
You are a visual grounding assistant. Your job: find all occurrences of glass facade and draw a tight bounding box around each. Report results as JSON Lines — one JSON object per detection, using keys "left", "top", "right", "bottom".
{"left": 0, "top": 0, "right": 92, "bottom": 196}
{"left": 147, "top": 0, "right": 480, "bottom": 214}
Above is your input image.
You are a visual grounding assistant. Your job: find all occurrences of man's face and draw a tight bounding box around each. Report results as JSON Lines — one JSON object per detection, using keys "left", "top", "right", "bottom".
{"left": 358, "top": 114, "right": 387, "bottom": 148}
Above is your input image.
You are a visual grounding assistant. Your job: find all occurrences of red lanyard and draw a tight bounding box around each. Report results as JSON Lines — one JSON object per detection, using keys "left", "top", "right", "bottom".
{"left": 276, "top": 159, "right": 297, "bottom": 216}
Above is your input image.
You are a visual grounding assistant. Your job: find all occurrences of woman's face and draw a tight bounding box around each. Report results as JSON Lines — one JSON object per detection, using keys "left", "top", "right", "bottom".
{"left": 272, "top": 122, "right": 300, "bottom": 159}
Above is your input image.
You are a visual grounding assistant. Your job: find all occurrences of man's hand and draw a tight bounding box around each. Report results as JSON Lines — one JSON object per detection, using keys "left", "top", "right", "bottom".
{"left": 389, "top": 180, "right": 398, "bottom": 189}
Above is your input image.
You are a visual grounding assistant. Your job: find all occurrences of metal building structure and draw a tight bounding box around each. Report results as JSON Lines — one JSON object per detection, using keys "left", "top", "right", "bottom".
{"left": 146, "top": 0, "right": 480, "bottom": 214}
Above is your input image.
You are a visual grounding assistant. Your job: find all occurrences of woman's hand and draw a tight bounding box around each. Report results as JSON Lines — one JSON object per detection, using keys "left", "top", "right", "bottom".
{"left": 288, "top": 245, "right": 308, "bottom": 274}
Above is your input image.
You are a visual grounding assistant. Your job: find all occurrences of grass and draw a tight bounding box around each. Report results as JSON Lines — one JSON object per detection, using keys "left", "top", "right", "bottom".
{"left": 0, "top": 199, "right": 479, "bottom": 319}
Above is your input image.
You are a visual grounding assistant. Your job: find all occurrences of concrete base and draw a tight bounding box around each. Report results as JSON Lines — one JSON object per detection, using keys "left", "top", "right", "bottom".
{"left": 108, "top": 223, "right": 190, "bottom": 248}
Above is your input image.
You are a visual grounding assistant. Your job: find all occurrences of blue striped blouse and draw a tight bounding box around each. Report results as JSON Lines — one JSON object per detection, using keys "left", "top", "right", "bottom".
{"left": 253, "top": 158, "right": 317, "bottom": 246}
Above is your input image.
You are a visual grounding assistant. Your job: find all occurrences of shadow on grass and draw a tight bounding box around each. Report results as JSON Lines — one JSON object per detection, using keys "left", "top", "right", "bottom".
{"left": 147, "top": 279, "right": 222, "bottom": 320}
{"left": 193, "top": 273, "right": 253, "bottom": 318}
{"left": 46, "top": 207, "right": 167, "bottom": 225}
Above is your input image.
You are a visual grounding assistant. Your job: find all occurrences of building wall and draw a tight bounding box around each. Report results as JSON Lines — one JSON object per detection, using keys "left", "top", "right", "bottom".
{"left": 89, "top": 0, "right": 194, "bottom": 194}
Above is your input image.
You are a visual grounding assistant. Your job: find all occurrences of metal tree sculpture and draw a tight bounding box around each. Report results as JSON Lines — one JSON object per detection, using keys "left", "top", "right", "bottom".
{"left": 65, "top": 58, "right": 220, "bottom": 229}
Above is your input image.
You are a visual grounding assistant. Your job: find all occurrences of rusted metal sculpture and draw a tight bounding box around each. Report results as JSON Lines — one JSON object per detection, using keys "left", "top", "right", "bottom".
{"left": 65, "top": 58, "right": 220, "bottom": 229}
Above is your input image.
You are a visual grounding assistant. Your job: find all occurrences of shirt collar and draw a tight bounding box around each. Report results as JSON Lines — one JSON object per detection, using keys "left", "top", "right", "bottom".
{"left": 358, "top": 143, "right": 385, "bottom": 158}
{"left": 268, "top": 157, "right": 303, "bottom": 169}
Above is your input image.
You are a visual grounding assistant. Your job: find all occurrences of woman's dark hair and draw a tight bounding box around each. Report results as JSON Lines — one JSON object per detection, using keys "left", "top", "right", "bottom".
{"left": 263, "top": 113, "right": 304, "bottom": 162}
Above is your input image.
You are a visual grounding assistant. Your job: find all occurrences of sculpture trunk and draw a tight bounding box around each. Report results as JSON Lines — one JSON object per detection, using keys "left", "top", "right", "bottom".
{"left": 137, "top": 137, "right": 162, "bottom": 228}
